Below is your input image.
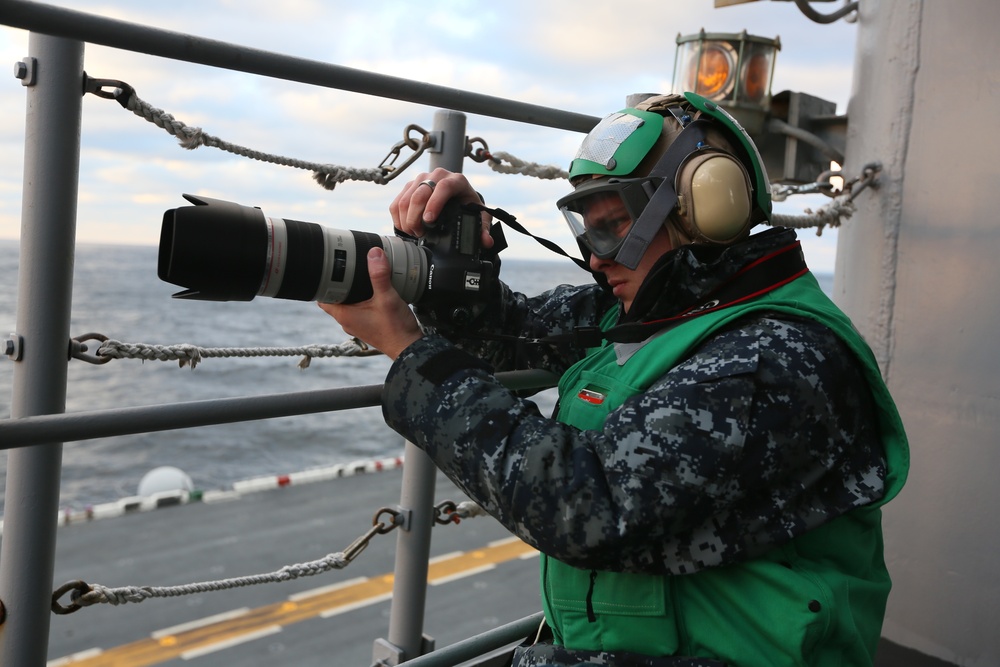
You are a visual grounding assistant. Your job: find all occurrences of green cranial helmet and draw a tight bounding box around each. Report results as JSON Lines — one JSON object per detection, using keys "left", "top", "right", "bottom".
{"left": 681, "top": 91, "right": 771, "bottom": 219}
{"left": 560, "top": 92, "right": 771, "bottom": 269}
{"left": 568, "top": 92, "right": 770, "bottom": 218}
{"left": 567, "top": 108, "right": 666, "bottom": 179}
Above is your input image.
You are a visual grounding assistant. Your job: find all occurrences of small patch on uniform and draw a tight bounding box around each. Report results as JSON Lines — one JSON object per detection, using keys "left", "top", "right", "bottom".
{"left": 576, "top": 388, "right": 606, "bottom": 405}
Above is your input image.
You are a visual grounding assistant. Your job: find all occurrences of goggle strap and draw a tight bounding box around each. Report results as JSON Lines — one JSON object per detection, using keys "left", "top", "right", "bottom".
{"left": 648, "top": 119, "right": 710, "bottom": 178}
{"left": 614, "top": 121, "right": 709, "bottom": 269}
{"left": 467, "top": 203, "right": 593, "bottom": 275}
{"left": 614, "top": 186, "right": 677, "bottom": 269}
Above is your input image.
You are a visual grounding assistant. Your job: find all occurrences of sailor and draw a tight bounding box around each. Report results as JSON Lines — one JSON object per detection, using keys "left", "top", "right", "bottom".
{"left": 320, "top": 92, "right": 909, "bottom": 667}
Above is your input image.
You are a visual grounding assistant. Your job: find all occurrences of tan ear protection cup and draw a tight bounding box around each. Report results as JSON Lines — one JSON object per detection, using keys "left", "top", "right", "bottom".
{"left": 673, "top": 149, "right": 753, "bottom": 244}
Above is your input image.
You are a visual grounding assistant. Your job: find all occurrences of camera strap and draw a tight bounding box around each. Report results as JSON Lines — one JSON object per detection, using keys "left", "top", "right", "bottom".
{"left": 463, "top": 204, "right": 808, "bottom": 347}
{"left": 462, "top": 240, "right": 808, "bottom": 350}
{"left": 467, "top": 203, "right": 593, "bottom": 276}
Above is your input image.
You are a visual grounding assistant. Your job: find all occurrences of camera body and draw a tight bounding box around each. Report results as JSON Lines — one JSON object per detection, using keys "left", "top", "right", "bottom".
{"left": 157, "top": 194, "right": 496, "bottom": 309}
{"left": 410, "top": 196, "right": 494, "bottom": 306}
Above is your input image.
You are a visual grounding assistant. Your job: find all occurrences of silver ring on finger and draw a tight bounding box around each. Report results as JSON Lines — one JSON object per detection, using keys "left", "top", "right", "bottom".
{"left": 418, "top": 179, "right": 436, "bottom": 191}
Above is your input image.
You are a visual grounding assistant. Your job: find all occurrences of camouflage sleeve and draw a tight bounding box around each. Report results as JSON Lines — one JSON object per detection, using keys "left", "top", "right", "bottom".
{"left": 414, "top": 280, "right": 617, "bottom": 375}
{"left": 382, "top": 315, "right": 886, "bottom": 575}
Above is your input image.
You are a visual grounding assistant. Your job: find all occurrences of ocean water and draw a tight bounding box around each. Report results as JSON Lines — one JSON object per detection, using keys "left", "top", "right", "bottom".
{"left": 0, "top": 240, "right": 832, "bottom": 515}
{"left": 0, "top": 242, "right": 592, "bottom": 514}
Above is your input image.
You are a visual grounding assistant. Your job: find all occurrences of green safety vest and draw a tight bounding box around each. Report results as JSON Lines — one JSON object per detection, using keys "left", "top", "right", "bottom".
{"left": 543, "top": 272, "right": 909, "bottom": 667}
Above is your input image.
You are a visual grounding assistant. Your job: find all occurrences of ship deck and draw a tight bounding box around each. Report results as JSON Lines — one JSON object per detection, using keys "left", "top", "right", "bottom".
{"left": 26, "top": 467, "right": 540, "bottom": 666}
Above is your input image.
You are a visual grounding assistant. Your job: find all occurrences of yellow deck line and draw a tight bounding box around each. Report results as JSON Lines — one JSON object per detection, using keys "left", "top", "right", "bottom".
{"left": 50, "top": 538, "right": 537, "bottom": 667}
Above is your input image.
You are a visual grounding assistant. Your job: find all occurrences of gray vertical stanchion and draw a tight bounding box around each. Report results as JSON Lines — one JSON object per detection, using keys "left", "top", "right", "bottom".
{"left": 0, "top": 34, "right": 84, "bottom": 666}
{"left": 373, "top": 109, "right": 468, "bottom": 666}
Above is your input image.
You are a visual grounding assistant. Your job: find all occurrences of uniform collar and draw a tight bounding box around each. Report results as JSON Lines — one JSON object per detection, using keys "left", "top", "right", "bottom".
{"left": 621, "top": 227, "right": 800, "bottom": 326}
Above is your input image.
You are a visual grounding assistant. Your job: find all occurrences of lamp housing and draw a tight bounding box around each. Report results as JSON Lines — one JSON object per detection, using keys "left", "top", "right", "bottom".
{"left": 672, "top": 30, "right": 781, "bottom": 136}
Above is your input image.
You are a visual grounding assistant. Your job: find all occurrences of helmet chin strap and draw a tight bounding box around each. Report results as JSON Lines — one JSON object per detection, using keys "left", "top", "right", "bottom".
{"left": 612, "top": 119, "right": 709, "bottom": 269}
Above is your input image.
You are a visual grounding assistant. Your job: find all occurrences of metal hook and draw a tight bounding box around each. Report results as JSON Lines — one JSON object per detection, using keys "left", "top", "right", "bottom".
{"left": 847, "top": 162, "right": 882, "bottom": 202}
{"left": 52, "top": 580, "right": 91, "bottom": 615}
{"left": 434, "top": 500, "right": 461, "bottom": 525}
{"left": 377, "top": 124, "right": 432, "bottom": 181}
{"left": 465, "top": 137, "right": 491, "bottom": 163}
{"left": 373, "top": 507, "right": 404, "bottom": 534}
{"left": 70, "top": 333, "right": 112, "bottom": 364}
{"left": 341, "top": 507, "right": 403, "bottom": 563}
{"left": 82, "top": 74, "right": 135, "bottom": 108}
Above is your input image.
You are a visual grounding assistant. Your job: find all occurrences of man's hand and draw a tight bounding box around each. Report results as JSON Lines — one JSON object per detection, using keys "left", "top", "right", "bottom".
{"left": 318, "top": 247, "right": 423, "bottom": 360}
{"left": 390, "top": 168, "right": 494, "bottom": 248}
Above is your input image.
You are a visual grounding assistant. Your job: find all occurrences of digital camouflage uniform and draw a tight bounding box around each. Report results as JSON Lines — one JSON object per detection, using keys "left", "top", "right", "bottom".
{"left": 381, "top": 227, "right": 905, "bottom": 666}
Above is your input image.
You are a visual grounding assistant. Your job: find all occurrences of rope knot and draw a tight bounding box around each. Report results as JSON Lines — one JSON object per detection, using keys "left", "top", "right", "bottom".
{"left": 179, "top": 128, "right": 207, "bottom": 150}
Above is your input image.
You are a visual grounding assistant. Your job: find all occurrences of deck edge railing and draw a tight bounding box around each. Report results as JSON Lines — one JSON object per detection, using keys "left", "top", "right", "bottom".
{"left": 0, "top": 4, "right": 577, "bottom": 665}
{"left": 0, "top": 370, "right": 557, "bottom": 450}
{"left": 1, "top": 0, "right": 600, "bottom": 134}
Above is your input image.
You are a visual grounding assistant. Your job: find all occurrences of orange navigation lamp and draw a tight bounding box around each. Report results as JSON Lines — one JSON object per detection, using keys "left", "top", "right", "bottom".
{"left": 674, "top": 30, "right": 781, "bottom": 134}
{"left": 693, "top": 42, "right": 737, "bottom": 98}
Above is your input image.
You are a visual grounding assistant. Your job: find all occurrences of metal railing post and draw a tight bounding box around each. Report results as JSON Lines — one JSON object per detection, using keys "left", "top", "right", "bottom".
{"left": 0, "top": 33, "right": 84, "bottom": 666}
{"left": 374, "top": 109, "right": 469, "bottom": 666}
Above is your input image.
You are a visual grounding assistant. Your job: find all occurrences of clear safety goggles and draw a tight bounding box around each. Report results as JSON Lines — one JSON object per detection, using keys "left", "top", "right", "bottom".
{"left": 556, "top": 177, "right": 661, "bottom": 259}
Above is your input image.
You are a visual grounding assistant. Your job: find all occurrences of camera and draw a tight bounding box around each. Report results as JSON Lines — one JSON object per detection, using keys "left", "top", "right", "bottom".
{"left": 157, "top": 194, "right": 496, "bottom": 309}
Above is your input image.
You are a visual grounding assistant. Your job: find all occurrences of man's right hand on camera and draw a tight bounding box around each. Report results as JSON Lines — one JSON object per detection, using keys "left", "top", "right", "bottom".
{"left": 390, "top": 169, "right": 494, "bottom": 249}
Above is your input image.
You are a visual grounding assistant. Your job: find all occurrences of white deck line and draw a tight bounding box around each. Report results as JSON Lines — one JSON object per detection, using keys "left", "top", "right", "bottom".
{"left": 287, "top": 576, "right": 369, "bottom": 602}
{"left": 428, "top": 550, "right": 464, "bottom": 564}
{"left": 319, "top": 592, "right": 393, "bottom": 618}
{"left": 47, "top": 647, "right": 102, "bottom": 666}
{"left": 151, "top": 607, "right": 251, "bottom": 639}
{"left": 429, "top": 564, "right": 496, "bottom": 586}
{"left": 180, "top": 625, "right": 282, "bottom": 660}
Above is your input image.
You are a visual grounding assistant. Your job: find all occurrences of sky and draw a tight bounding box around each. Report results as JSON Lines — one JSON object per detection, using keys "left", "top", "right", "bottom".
{"left": 0, "top": 0, "right": 858, "bottom": 273}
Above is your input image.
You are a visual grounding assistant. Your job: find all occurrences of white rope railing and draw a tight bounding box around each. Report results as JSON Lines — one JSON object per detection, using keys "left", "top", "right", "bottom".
{"left": 51, "top": 499, "right": 488, "bottom": 613}
{"left": 122, "top": 89, "right": 389, "bottom": 188}
{"left": 90, "top": 76, "right": 869, "bottom": 235}
{"left": 95, "top": 338, "right": 380, "bottom": 369}
{"left": 769, "top": 193, "right": 856, "bottom": 236}
{"left": 482, "top": 150, "right": 568, "bottom": 180}
{"left": 82, "top": 552, "right": 352, "bottom": 606}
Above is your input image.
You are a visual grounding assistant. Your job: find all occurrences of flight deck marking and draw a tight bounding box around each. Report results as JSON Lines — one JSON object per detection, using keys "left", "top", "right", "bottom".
{"left": 151, "top": 607, "right": 251, "bottom": 638}
{"left": 47, "top": 648, "right": 103, "bottom": 666}
{"left": 287, "top": 576, "right": 367, "bottom": 602}
{"left": 429, "top": 563, "right": 496, "bottom": 585}
{"left": 48, "top": 538, "right": 537, "bottom": 666}
{"left": 319, "top": 592, "right": 393, "bottom": 618}
{"left": 179, "top": 625, "right": 282, "bottom": 660}
{"left": 428, "top": 550, "right": 464, "bottom": 563}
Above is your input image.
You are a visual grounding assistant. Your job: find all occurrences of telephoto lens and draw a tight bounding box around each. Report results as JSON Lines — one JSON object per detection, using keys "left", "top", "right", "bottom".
{"left": 158, "top": 194, "right": 427, "bottom": 304}
{"left": 158, "top": 194, "right": 495, "bottom": 307}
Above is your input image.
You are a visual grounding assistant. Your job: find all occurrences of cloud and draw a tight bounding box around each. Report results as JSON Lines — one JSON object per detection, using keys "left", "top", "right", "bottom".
{"left": 0, "top": 0, "right": 854, "bottom": 272}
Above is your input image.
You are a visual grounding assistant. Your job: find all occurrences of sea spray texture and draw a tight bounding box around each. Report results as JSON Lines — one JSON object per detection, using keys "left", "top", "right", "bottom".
{"left": 0, "top": 240, "right": 835, "bottom": 514}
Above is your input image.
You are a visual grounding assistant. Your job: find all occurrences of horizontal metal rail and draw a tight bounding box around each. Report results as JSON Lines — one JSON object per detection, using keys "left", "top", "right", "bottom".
{"left": 403, "top": 612, "right": 543, "bottom": 667}
{"left": 0, "top": 6, "right": 571, "bottom": 665}
{"left": 1, "top": 0, "right": 601, "bottom": 134}
{"left": 0, "top": 369, "right": 557, "bottom": 449}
